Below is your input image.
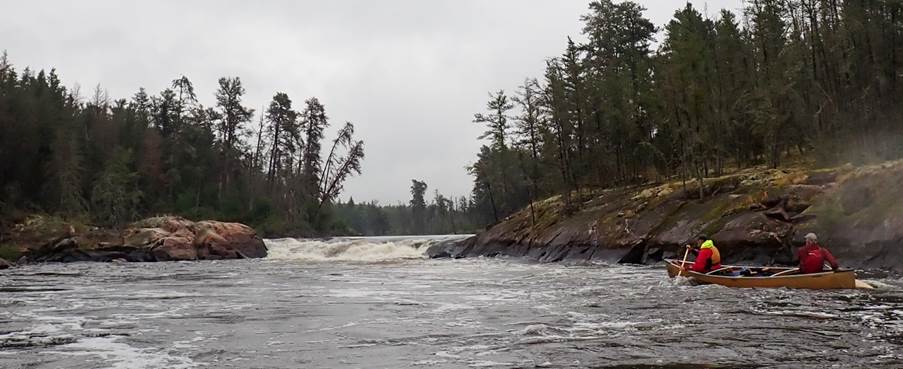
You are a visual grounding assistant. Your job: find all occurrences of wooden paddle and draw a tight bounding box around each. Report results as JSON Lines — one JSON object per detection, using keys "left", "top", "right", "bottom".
{"left": 677, "top": 245, "right": 691, "bottom": 277}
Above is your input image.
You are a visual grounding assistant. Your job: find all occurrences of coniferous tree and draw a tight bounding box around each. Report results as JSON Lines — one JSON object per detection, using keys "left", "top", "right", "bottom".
{"left": 213, "top": 77, "right": 254, "bottom": 200}
{"left": 299, "top": 98, "right": 327, "bottom": 188}
{"left": 513, "top": 78, "right": 544, "bottom": 224}
{"left": 319, "top": 122, "right": 365, "bottom": 210}
{"left": 409, "top": 180, "right": 428, "bottom": 234}
{"left": 46, "top": 126, "right": 86, "bottom": 216}
{"left": 473, "top": 90, "right": 514, "bottom": 150}
{"left": 91, "top": 148, "right": 142, "bottom": 226}
{"left": 264, "top": 92, "right": 300, "bottom": 187}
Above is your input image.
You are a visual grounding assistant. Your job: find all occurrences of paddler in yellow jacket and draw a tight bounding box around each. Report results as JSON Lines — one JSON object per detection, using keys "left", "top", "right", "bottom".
{"left": 687, "top": 235, "right": 721, "bottom": 273}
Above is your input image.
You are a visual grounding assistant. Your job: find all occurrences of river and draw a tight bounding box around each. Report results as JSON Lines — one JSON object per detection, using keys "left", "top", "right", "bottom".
{"left": 1, "top": 236, "right": 901, "bottom": 368}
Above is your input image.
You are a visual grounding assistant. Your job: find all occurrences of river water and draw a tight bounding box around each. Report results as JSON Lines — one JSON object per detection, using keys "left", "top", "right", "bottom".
{"left": 1, "top": 236, "right": 902, "bottom": 369}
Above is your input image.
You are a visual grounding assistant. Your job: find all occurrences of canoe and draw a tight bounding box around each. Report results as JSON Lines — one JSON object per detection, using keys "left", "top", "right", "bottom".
{"left": 664, "top": 259, "right": 861, "bottom": 289}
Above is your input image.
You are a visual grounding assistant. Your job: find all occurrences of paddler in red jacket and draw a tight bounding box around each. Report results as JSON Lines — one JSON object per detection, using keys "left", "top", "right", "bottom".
{"left": 686, "top": 235, "right": 722, "bottom": 273}
{"left": 798, "top": 233, "right": 839, "bottom": 274}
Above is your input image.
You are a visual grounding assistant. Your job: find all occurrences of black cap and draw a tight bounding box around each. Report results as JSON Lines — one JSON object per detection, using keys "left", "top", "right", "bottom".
{"left": 697, "top": 235, "right": 709, "bottom": 241}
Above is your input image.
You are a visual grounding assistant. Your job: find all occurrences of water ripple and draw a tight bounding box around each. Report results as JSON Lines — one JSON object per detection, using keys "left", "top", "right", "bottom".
{"left": 0, "top": 239, "right": 900, "bottom": 368}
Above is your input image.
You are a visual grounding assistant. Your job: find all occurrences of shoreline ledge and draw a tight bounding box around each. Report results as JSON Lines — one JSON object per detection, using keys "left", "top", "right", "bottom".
{"left": 9, "top": 216, "right": 267, "bottom": 264}
{"left": 428, "top": 160, "right": 903, "bottom": 272}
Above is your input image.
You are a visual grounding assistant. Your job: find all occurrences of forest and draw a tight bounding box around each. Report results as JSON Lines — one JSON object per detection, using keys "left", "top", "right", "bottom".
{"left": 0, "top": 54, "right": 364, "bottom": 236}
{"left": 464, "top": 0, "right": 903, "bottom": 228}
{"left": 3, "top": 0, "right": 903, "bottom": 237}
{"left": 0, "top": 52, "right": 476, "bottom": 236}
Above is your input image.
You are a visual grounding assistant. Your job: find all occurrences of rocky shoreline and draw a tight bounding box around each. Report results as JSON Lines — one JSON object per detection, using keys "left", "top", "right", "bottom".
{"left": 0, "top": 216, "right": 267, "bottom": 266}
{"left": 428, "top": 160, "right": 903, "bottom": 272}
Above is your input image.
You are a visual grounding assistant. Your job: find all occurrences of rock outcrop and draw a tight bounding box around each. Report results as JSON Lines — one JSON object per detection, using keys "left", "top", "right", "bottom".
{"left": 0, "top": 258, "right": 12, "bottom": 269}
{"left": 429, "top": 160, "right": 903, "bottom": 271}
{"left": 793, "top": 161, "right": 903, "bottom": 270}
{"left": 194, "top": 221, "right": 268, "bottom": 259}
{"left": 20, "top": 216, "right": 267, "bottom": 263}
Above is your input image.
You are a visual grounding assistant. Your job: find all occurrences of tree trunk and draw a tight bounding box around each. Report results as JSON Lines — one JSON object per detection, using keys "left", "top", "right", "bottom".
{"left": 486, "top": 181, "right": 499, "bottom": 223}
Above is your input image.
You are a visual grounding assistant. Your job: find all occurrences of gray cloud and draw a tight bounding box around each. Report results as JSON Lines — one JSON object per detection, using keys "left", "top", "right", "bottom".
{"left": 1, "top": 0, "right": 743, "bottom": 204}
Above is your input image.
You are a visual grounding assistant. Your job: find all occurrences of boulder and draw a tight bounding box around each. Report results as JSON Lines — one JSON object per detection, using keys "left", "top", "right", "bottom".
{"left": 131, "top": 217, "right": 266, "bottom": 261}
{"left": 130, "top": 216, "right": 195, "bottom": 234}
{"left": 123, "top": 227, "right": 171, "bottom": 248}
{"left": 193, "top": 221, "right": 266, "bottom": 258}
{"left": 0, "top": 258, "right": 12, "bottom": 269}
{"left": 29, "top": 237, "right": 81, "bottom": 262}
{"left": 151, "top": 235, "right": 197, "bottom": 261}
{"left": 426, "top": 236, "right": 475, "bottom": 259}
{"left": 18, "top": 216, "right": 267, "bottom": 263}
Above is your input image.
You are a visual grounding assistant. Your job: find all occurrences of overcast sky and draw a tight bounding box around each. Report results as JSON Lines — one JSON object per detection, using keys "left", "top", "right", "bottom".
{"left": 1, "top": 0, "right": 743, "bottom": 204}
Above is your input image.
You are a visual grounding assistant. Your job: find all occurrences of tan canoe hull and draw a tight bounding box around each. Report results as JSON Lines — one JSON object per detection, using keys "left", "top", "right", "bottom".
{"left": 665, "top": 259, "right": 858, "bottom": 289}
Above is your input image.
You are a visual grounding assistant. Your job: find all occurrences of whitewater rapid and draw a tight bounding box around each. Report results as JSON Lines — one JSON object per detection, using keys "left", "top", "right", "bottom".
{"left": 264, "top": 235, "right": 471, "bottom": 262}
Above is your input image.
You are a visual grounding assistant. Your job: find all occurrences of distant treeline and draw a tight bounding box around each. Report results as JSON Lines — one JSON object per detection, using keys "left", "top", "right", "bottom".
{"left": 334, "top": 180, "right": 481, "bottom": 236}
{"left": 467, "top": 0, "right": 903, "bottom": 225}
{"left": 0, "top": 52, "right": 363, "bottom": 236}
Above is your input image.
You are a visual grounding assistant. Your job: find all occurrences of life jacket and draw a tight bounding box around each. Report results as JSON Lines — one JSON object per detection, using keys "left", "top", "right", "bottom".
{"left": 701, "top": 240, "right": 721, "bottom": 265}
{"left": 691, "top": 240, "right": 722, "bottom": 273}
{"left": 798, "top": 243, "right": 839, "bottom": 273}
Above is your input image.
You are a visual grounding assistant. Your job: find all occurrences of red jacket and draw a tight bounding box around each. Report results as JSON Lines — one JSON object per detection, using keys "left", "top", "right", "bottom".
{"left": 798, "top": 243, "right": 839, "bottom": 274}
{"left": 690, "top": 241, "right": 722, "bottom": 273}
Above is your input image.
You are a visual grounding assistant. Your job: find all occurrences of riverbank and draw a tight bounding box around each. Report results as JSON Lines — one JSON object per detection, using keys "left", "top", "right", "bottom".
{"left": 429, "top": 160, "right": 903, "bottom": 272}
{"left": 0, "top": 215, "right": 267, "bottom": 266}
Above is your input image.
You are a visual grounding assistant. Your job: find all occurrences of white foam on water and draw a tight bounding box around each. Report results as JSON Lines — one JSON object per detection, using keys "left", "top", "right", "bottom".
{"left": 433, "top": 302, "right": 475, "bottom": 314}
{"left": 468, "top": 360, "right": 514, "bottom": 367}
{"left": 412, "top": 359, "right": 449, "bottom": 366}
{"left": 110, "top": 305, "right": 186, "bottom": 320}
{"left": 304, "top": 321, "right": 358, "bottom": 333}
{"left": 520, "top": 324, "right": 562, "bottom": 336}
{"left": 435, "top": 350, "right": 463, "bottom": 359}
{"left": 0, "top": 314, "right": 89, "bottom": 348}
{"left": 569, "top": 320, "right": 645, "bottom": 331}
{"left": 43, "top": 336, "right": 197, "bottom": 369}
{"left": 265, "top": 237, "right": 441, "bottom": 262}
{"left": 762, "top": 310, "right": 839, "bottom": 319}
{"left": 665, "top": 276, "right": 696, "bottom": 287}
{"left": 861, "top": 279, "right": 898, "bottom": 290}
{"left": 172, "top": 336, "right": 206, "bottom": 350}
{"left": 328, "top": 288, "right": 383, "bottom": 298}
{"left": 514, "top": 319, "right": 651, "bottom": 345}
{"left": 517, "top": 335, "right": 604, "bottom": 344}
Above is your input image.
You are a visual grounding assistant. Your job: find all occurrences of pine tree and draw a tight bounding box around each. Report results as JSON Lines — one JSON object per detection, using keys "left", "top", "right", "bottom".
{"left": 300, "top": 97, "right": 328, "bottom": 196}
{"left": 513, "top": 78, "right": 544, "bottom": 225}
{"left": 213, "top": 77, "right": 254, "bottom": 200}
{"left": 319, "top": 122, "right": 364, "bottom": 210}
{"left": 91, "top": 148, "right": 142, "bottom": 226}
{"left": 410, "top": 180, "right": 428, "bottom": 234}
{"left": 473, "top": 90, "right": 514, "bottom": 150}
{"left": 264, "top": 92, "right": 300, "bottom": 186}
{"left": 46, "top": 126, "right": 86, "bottom": 216}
